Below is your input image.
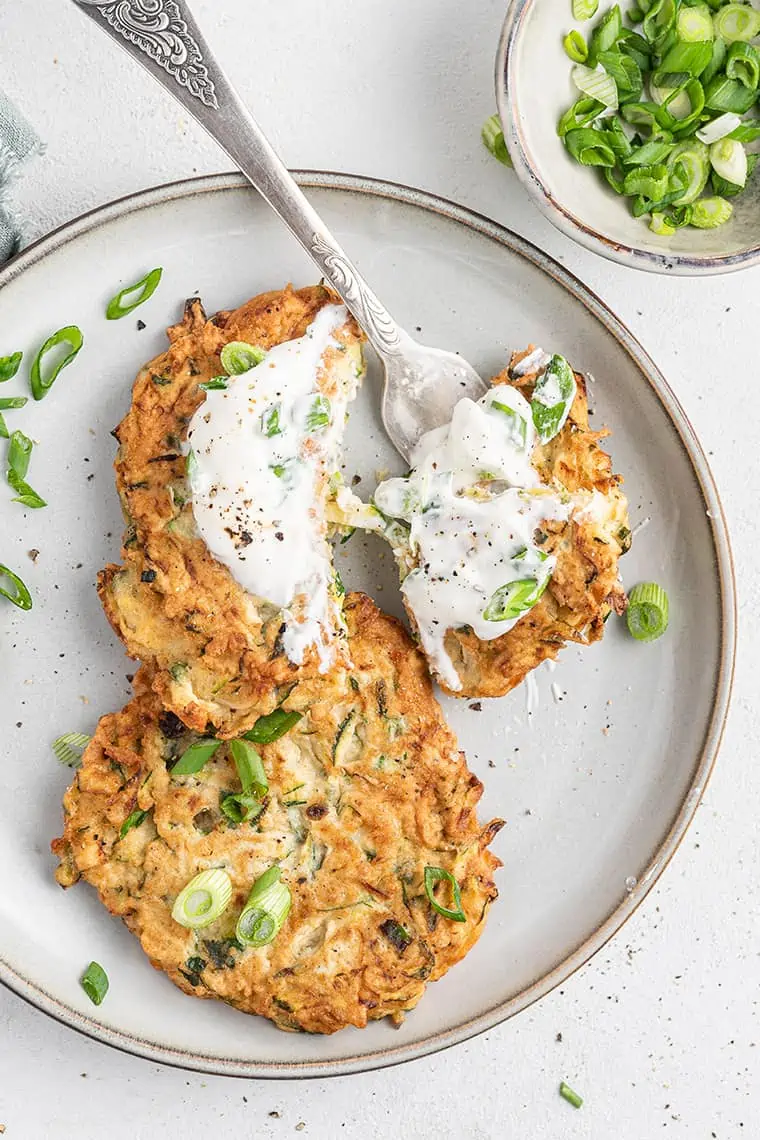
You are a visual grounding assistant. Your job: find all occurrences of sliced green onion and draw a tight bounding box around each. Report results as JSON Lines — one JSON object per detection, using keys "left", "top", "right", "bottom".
{"left": 483, "top": 576, "right": 549, "bottom": 622}
{"left": 564, "top": 30, "right": 589, "bottom": 63}
{"left": 650, "top": 211, "right": 676, "bottom": 234}
{"left": 603, "top": 116, "right": 634, "bottom": 159}
{"left": 572, "top": 63, "right": 619, "bottom": 109}
{"left": 30, "top": 326, "right": 84, "bottom": 401}
{"left": 626, "top": 581, "right": 669, "bottom": 641}
{"left": 170, "top": 737, "right": 222, "bottom": 776}
{"left": 588, "top": 5, "right": 623, "bottom": 65}
{"left": 667, "top": 140, "right": 710, "bottom": 203}
{"left": 702, "top": 37, "right": 728, "bottom": 86}
{"left": 704, "top": 74, "right": 757, "bottom": 113}
{"left": 119, "top": 809, "right": 147, "bottom": 838}
{"left": 0, "top": 396, "right": 28, "bottom": 410}
{"left": 171, "top": 868, "right": 233, "bottom": 929}
{"left": 559, "top": 1081, "right": 584, "bottom": 1109}
{"left": 490, "top": 400, "right": 528, "bottom": 447}
{"left": 642, "top": 0, "right": 677, "bottom": 47}
{"left": 573, "top": 0, "right": 599, "bottom": 20}
{"left": 623, "top": 162, "right": 669, "bottom": 198}
{"left": 423, "top": 866, "right": 466, "bottom": 923}
{"left": 598, "top": 49, "right": 642, "bottom": 94}
{"left": 0, "top": 352, "right": 22, "bottom": 383}
{"left": 713, "top": 150, "right": 759, "bottom": 194}
{"left": 725, "top": 41, "right": 760, "bottom": 90}
{"left": 657, "top": 40, "right": 713, "bottom": 79}
{"left": 305, "top": 394, "right": 331, "bottom": 432}
{"left": 229, "top": 738, "right": 268, "bottom": 799}
{"left": 220, "top": 341, "right": 267, "bottom": 375}
{"left": 657, "top": 79, "right": 705, "bottom": 131}
{"left": 243, "top": 708, "right": 303, "bottom": 744}
{"left": 713, "top": 3, "right": 760, "bottom": 44}
{"left": 235, "top": 866, "right": 292, "bottom": 947}
{"left": 7, "top": 469, "right": 47, "bottom": 509}
{"left": 481, "top": 114, "right": 512, "bottom": 166}
{"left": 220, "top": 792, "right": 263, "bottom": 824}
{"left": 0, "top": 414, "right": 7, "bottom": 440}
{"left": 690, "top": 194, "right": 733, "bottom": 227}
{"left": 565, "top": 127, "right": 617, "bottom": 166}
{"left": 696, "top": 111, "right": 743, "bottom": 144}
{"left": 52, "top": 731, "right": 91, "bottom": 767}
{"left": 558, "top": 97, "right": 605, "bottom": 137}
{"left": 621, "top": 100, "right": 660, "bottom": 130}
{"left": 80, "top": 961, "right": 109, "bottom": 1006}
{"left": 0, "top": 563, "right": 32, "bottom": 611}
{"left": 106, "top": 267, "right": 163, "bottom": 320}
{"left": 261, "top": 404, "right": 282, "bottom": 437}
{"left": 8, "top": 429, "right": 32, "bottom": 479}
{"left": 710, "top": 136, "right": 747, "bottom": 186}
{"left": 531, "top": 354, "right": 577, "bottom": 443}
{"left": 624, "top": 139, "right": 674, "bottom": 166}
{"left": 728, "top": 121, "right": 760, "bottom": 142}
{"left": 676, "top": 2, "right": 714, "bottom": 42}
{"left": 199, "top": 376, "right": 228, "bottom": 391}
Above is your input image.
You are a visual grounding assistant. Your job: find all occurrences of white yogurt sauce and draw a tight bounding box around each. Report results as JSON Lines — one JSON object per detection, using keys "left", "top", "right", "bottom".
{"left": 374, "top": 381, "right": 569, "bottom": 690}
{"left": 187, "top": 304, "right": 350, "bottom": 668}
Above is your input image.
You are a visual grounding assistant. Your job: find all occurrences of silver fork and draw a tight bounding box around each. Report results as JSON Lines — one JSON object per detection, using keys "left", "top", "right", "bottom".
{"left": 69, "top": 0, "right": 487, "bottom": 461}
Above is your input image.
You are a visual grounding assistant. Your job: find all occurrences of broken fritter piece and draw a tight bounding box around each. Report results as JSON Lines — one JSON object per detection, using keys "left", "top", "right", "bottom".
{"left": 99, "top": 285, "right": 364, "bottom": 736}
{"left": 53, "top": 594, "right": 503, "bottom": 1035}
{"left": 368, "top": 347, "right": 629, "bottom": 697}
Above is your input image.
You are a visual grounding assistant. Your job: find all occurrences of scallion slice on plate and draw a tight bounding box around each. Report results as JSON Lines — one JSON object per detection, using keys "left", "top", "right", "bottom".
{"left": 119, "top": 809, "right": 148, "bottom": 839}
{"left": 571, "top": 63, "right": 619, "bottom": 109}
{"left": 626, "top": 581, "right": 669, "bottom": 641}
{"left": 531, "top": 354, "right": 577, "bottom": 443}
{"left": 8, "top": 429, "right": 32, "bottom": 479}
{"left": 572, "top": 0, "right": 599, "bottom": 21}
{"left": 106, "top": 267, "right": 163, "bottom": 320}
{"left": 0, "top": 563, "right": 33, "bottom": 611}
{"left": 220, "top": 341, "right": 267, "bottom": 375}
{"left": 0, "top": 396, "right": 27, "bottom": 410}
{"left": 713, "top": 3, "right": 760, "bottom": 44}
{"left": 696, "top": 111, "right": 743, "bottom": 145}
{"left": 170, "top": 737, "right": 222, "bottom": 776}
{"left": 424, "top": 866, "right": 466, "bottom": 922}
{"left": 243, "top": 708, "right": 302, "bottom": 744}
{"left": 564, "top": 30, "right": 589, "bottom": 63}
{"left": 229, "top": 738, "right": 268, "bottom": 799}
{"left": 198, "top": 376, "right": 228, "bottom": 391}
{"left": 236, "top": 866, "right": 292, "bottom": 948}
{"left": 483, "top": 577, "right": 549, "bottom": 623}
{"left": 30, "top": 326, "right": 84, "bottom": 401}
{"left": 171, "top": 868, "right": 233, "bottom": 929}
{"left": 0, "top": 352, "right": 22, "bottom": 383}
{"left": 80, "top": 961, "right": 109, "bottom": 1006}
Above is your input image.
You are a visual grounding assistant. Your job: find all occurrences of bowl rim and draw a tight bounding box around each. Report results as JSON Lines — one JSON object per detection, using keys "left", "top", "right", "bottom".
{"left": 496, "top": 0, "right": 760, "bottom": 276}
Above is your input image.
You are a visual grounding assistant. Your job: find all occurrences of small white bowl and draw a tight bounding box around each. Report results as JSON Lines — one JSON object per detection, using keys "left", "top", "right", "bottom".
{"left": 496, "top": 0, "right": 760, "bottom": 274}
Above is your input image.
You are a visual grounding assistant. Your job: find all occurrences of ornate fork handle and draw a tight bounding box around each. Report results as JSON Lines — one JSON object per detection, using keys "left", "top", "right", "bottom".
{"left": 73, "top": 0, "right": 405, "bottom": 358}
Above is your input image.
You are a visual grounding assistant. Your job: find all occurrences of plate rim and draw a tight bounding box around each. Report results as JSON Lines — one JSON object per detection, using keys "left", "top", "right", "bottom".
{"left": 0, "top": 170, "right": 737, "bottom": 1079}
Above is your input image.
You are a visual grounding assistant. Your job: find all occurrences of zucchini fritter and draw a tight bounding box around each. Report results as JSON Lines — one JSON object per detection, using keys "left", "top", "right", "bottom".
{"left": 375, "top": 349, "right": 629, "bottom": 698}
{"left": 99, "top": 285, "right": 364, "bottom": 737}
{"left": 53, "top": 594, "right": 503, "bottom": 1035}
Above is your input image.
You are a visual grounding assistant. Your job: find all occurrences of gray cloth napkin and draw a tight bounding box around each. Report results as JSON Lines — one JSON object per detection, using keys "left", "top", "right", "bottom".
{"left": 0, "top": 90, "right": 43, "bottom": 263}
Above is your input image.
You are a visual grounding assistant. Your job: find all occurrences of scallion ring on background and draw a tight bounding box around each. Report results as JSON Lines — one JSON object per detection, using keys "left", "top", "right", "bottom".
{"left": 229, "top": 739, "right": 268, "bottom": 799}
{"left": 0, "top": 352, "right": 22, "bottom": 383}
{"left": 80, "top": 961, "right": 109, "bottom": 1006}
{"left": 170, "top": 737, "right": 222, "bottom": 776}
{"left": 106, "top": 267, "right": 163, "bottom": 320}
{"left": 220, "top": 342, "right": 267, "bottom": 375}
{"left": 30, "top": 326, "right": 84, "bottom": 401}
{"left": 243, "top": 708, "right": 302, "bottom": 744}
{"left": 0, "top": 564, "right": 33, "bottom": 611}
{"left": 626, "top": 581, "right": 669, "bottom": 641}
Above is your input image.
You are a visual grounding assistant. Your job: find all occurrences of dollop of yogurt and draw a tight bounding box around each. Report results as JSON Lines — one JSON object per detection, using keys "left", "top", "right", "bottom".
{"left": 187, "top": 304, "right": 350, "bottom": 668}
{"left": 373, "top": 382, "right": 569, "bottom": 690}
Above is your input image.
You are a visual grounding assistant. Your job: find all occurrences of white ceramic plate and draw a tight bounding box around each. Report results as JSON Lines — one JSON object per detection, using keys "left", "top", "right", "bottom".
{"left": 0, "top": 173, "right": 734, "bottom": 1077}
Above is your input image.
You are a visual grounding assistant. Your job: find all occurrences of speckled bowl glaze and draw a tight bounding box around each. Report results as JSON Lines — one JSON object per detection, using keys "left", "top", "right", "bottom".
{"left": 497, "top": 0, "right": 760, "bottom": 275}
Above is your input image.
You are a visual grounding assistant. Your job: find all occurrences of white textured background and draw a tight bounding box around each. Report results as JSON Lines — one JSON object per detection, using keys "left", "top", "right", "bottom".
{"left": 0, "top": 1, "right": 758, "bottom": 1137}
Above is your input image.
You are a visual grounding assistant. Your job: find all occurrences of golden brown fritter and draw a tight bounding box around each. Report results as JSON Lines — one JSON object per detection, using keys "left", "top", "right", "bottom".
{"left": 53, "top": 594, "right": 503, "bottom": 1035}
{"left": 373, "top": 349, "right": 629, "bottom": 699}
{"left": 99, "top": 285, "right": 364, "bottom": 737}
{"left": 437, "top": 352, "right": 629, "bottom": 697}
